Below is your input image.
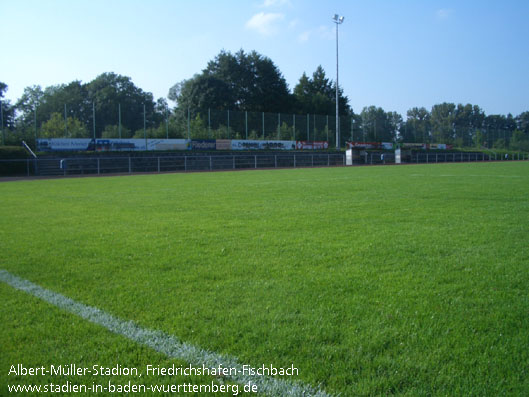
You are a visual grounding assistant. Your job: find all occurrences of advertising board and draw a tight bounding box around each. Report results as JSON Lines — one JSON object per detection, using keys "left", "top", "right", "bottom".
{"left": 37, "top": 138, "right": 190, "bottom": 152}
{"left": 191, "top": 139, "right": 216, "bottom": 150}
{"left": 231, "top": 140, "right": 295, "bottom": 150}
{"left": 296, "top": 141, "right": 329, "bottom": 150}
{"left": 216, "top": 139, "right": 231, "bottom": 150}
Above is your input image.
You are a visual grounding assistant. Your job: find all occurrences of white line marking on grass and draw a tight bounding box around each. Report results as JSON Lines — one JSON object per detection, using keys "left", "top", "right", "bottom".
{"left": 0, "top": 269, "right": 331, "bottom": 397}
{"left": 410, "top": 174, "right": 522, "bottom": 178}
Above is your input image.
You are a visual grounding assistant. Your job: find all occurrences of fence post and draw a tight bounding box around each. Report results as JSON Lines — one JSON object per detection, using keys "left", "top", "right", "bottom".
{"left": 293, "top": 114, "right": 296, "bottom": 141}
{"left": 210, "top": 156, "right": 212, "bottom": 171}
{"left": 328, "top": 154, "right": 330, "bottom": 166}
{"left": 208, "top": 108, "right": 211, "bottom": 138}
{"left": 262, "top": 112, "right": 265, "bottom": 139}
{"left": 97, "top": 158, "right": 100, "bottom": 174}
{"left": 232, "top": 155, "right": 235, "bottom": 169}
{"left": 185, "top": 156, "right": 187, "bottom": 172}
{"left": 157, "top": 157, "right": 160, "bottom": 173}
{"left": 275, "top": 155, "right": 277, "bottom": 168}
{"left": 294, "top": 154, "right": 296, "bottom": 168}
{"left": 311, "top": 154, "right": 314, "bottom": 167}
{"left": 327, "top": 115, "right": 330, "bottom": 141}
{"left": 187, "top": 108, "right": 190, "bottom": 139}
{"left": 254, "top": 155, "right": 257, "bottom": 169}
{"left": 128, "top": 157, "right": 131, "bottom": 173}
{"left": 307, "top": 114, "right": 309, "bottom": 141}
{"left": 27, "top": 159, "right": 30, "bottom": 176}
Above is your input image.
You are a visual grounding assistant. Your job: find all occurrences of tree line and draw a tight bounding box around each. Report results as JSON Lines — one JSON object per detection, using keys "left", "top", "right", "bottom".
{"left": 1, "top": 49, "right": 528, "bottom": 150}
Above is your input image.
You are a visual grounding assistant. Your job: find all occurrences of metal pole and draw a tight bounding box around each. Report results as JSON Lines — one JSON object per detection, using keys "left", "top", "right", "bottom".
{"left": 307, "top": 114, "right": 309, "bottom": 141}
{"left": 262, "top": 112, "right": 265, "bottom": 139}
{"left": 245, "top": 111, "right": 248, "bottom": 140}
{"left": 34, "top": 107, "right": 38, "bottom": 147}
{"left": 278, "top": 113, "right": 280, "bottom": 139}
{"left": 208, "top": 108, "right": 211, "bottom": 138}
{"left": 293, "top": 114, "right": 296, "bottom": 140}
{"left": 143, "top": 104, "right": 147, "bottom": 150}
{"left": 92, "top": 102, "right": 96, "bottom": 139}
{"left": 187, "top": 107, "right": 190, "bottom": 139}
{"left": 313, "top": 114, "right": 316, "bottom": 141}
{"left": 119, "top": 103, "right": 122, "bottom": 139}
{"left": 0, "top": 100, "right": 4, "bottom": 145}
{"left": 335, "top": 18, "right": 340, "bottom": 149}
{"left": 165, "top": 109, "right": 169, "bottom": 139}
{"left": 326, "top": 115, "right": 329, "bottom": 142}
{"left": 227, "top": 110, "right": 230, "bottom": 139}
{"left": 64, "top": 104, "right": 67, "bottom": 137}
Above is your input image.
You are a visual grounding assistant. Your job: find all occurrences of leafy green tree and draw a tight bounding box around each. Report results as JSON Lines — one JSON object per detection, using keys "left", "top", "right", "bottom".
{"left": 360, "top": 106, "right": 394, "bottom": 141}
{"left": 387, "top": 111, "right": 403, "bottom": 142}
{"left": 404, "top": 107, "right": 430, "bottom": 142}
{"left": 15, "top": 85, "right": 45, "bottom": 128}
{"left": 454, "top": 104, "right": 484, "bottom": 146}
{"left": 87, "top": 72, "right": 157, "bottom": 137}
{"left": 492, "top": 138, "right": 506, "bottom": 149}
{"left": 40, "top": 112, "right": 88, "bottom": 138}
{"left": 169, "top": 49, "right": 293, "bottom": 116}
{"left": 293, "top": 65, "right": 350, "bottom": 116}
{"left": 430, "top": 103, "right": 456, "bottom": 143}
{"left": 101, "top": 125, "right": 132, "bottom": 139}
{"left": 516, "top": 111, "right": 529, "bottom": 135}
{"left": 473, "top": 130, "right": 485, "bottom": 148}
{"left": 509, "top": 129, "right": 529, "bottom": 151}
{"left": 0, "top": 82, "right": 16, "bottom": 133}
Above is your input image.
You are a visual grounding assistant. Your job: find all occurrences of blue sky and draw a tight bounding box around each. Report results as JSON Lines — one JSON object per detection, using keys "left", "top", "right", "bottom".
{"left": 1, "top": 0, "right": 528, "bottom": 117}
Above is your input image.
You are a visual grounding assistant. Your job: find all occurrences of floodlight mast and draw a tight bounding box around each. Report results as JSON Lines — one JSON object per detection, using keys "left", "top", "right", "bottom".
{"left": 333, "top": 14, "right": 344, "bottom": 149}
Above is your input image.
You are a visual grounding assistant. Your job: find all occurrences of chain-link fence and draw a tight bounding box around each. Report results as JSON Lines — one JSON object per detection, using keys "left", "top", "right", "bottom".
{"left": 1, "top": 100, "right": 527, "bottom": 151}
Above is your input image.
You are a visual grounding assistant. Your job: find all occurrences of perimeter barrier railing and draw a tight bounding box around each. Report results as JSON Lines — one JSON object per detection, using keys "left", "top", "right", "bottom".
{"left": 1, "top": 151, "right": 527, "bottom": 177}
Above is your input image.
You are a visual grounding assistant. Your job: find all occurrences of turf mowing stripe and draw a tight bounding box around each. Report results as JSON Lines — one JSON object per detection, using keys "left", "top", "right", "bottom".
{"left": 0, "top": 269, "right": 330, "bottom": 397}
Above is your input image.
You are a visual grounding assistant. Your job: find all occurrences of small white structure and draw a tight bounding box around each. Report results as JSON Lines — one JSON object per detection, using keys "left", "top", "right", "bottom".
{"left": 346, "top": 149, "right": 353, "bottom": 165}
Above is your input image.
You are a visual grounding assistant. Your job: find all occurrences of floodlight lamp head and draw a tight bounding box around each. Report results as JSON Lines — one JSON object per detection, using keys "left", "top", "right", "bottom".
{"left": 332, "top": 14, "right": 344, "bottom": 24}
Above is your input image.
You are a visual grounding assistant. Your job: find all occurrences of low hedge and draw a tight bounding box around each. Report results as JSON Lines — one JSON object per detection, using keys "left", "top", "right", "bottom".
{"left": 0, "top": 146, "right": 30, "bottom": 159}
{"left": 0, "top": 146, "right": 32, "bottom": 176}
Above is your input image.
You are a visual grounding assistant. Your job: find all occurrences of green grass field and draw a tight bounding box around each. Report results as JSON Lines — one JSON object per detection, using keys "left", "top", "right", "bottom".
{"left": 1, "top": 162, "right": 528, "bottom": 396}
